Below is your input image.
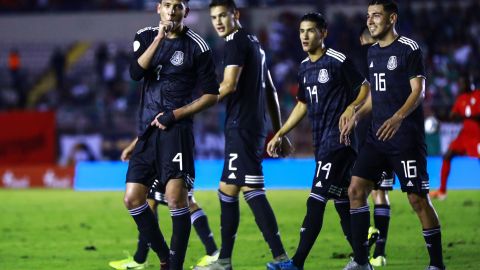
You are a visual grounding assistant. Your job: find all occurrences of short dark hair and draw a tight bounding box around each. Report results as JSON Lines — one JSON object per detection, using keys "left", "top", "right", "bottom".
{"left": 159, "top": 0, "right": 190, "bottom": 3}
{"left": 209, "top": 0, "right": 237, "bottom": 11}
{"left": 368, "top": 0, "right": 398, "bottom": 15}
{"left": 300, "top": 12, "right": 327, "bottom": 30}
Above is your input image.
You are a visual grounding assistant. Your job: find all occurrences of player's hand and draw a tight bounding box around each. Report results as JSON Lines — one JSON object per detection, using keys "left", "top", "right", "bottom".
{"left": 278, "top": 136, "right": 294, "bottom": 157}
{"left": 151, "top": 110, "right": 176, "bottom": 130}
{"left": 120, "top": 139, "right": 137, "bottom": 161}
{"left": 157, "top": 21, "right": 174, "bottom": 39}
{"left": 339, "top": 113, "right": 357, "bottom": 145}
{"left": 267, "top": 135, "right": 282, "bottom": 158}
{"left": 376, "top": 113, "right": 403, "bottom": 141}
{"left": 339, "top": 105, "right": 355, "bottom": 132}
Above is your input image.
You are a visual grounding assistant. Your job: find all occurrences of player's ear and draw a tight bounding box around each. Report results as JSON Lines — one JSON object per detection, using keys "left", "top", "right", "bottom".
{"left": 234, "top": 9, "right": 240, "bottom": 20}
{"left": 322, "top": 28, "right": 328, "bottom": 39}
{"left": 156, "top": 2, "right": 161, "bottom": 15}
{"left": 184, "top": 6, "right": 190, "bottom": 18}
{"left": 389, "top": 12, "right": 397, "bottom": 25}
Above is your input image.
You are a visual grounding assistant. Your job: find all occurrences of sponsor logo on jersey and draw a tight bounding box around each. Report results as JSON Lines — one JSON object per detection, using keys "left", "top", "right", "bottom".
{"left": 170, "top": 51, "right": 184, "bottom": 66}
{"left": 228, "top": 172, "right": 236, "bottom": 179}
{"left": 369, "top": 61, "right": 374, "bottom": 68}
{"left": 387, "top": 56, "right": 397, "bottom": 70}
{"left": 407, "top": 180, "right": 414, "bottom": 187}
{"left": 318, "top": 69, "right": 329, "bottom": 83}
{"left": 315, "top": 180, "right": 323, "bottom": 187}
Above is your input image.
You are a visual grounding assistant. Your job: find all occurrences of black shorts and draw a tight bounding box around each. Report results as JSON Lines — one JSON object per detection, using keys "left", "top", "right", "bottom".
{"left": 220, "top": 128, "right": 265, "bottom": 188}
{"left": 126, "top": 125, "right": 195, "bottom": 189}
{"left": 373, "top": 170, "right": 395, "bottom": 191}
{"left": 310, "top": 147, "right": 356, "bottom": 200}
{"left": 353, "top": 142, "right": 429, "bottom": 193}
{"left": 147, "top": 179, "right": 195, "bottom": 205}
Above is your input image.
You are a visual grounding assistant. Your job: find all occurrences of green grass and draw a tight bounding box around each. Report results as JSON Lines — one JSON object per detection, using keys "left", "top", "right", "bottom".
{"left": 0, "top": 190, "right": 479, "bottom": 270}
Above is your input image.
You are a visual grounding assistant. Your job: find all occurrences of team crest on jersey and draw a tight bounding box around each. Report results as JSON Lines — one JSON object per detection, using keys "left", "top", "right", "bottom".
{"left": 318, "top": 69, "right": 329, "bottom": 83}
{"left": 170, "top": 51, "right": 184, "bottom": 66}
{"left": 387, "top": 56, "right": 397, "bottom": 70}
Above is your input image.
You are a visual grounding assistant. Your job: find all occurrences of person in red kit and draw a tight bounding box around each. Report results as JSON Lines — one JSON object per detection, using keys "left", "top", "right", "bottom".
{"left": 431, "top": 74, "right": 480, "bottom": 200}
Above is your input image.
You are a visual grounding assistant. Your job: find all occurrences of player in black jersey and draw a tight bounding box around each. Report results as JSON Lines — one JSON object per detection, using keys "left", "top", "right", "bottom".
{"left": 341, "top": 1, "right": 445, "bottom": 270}
{"left": 195, "top": 1, "right": 292, "bottom": 270}
{"left": 356, "top": 26, "right": 393, "bottom": 267}
{"left": 266, "top": 12, "right": 370, "bottom": 270}
{"left": 109, "top": 138, "right": 219, "bottom": 270}
{"left": 124, "top": 1, "right": 219, "bottom": 269}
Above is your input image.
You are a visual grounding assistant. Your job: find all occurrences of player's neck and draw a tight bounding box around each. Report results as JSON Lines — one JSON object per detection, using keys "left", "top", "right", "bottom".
{"left": 377, "top": 29, "right": 398, "bottom": 47}
{"left": 168, "top": 23, "right": 185, "bottom": 38}
{"left": 308, "top": 44, "right": 326, "bottom": 62}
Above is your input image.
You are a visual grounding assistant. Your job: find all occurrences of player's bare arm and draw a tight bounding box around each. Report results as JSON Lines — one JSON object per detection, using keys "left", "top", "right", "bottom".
{"left": 217, "top": 65, "right": 242, "bottom": 102}
{"left": 151, "top": 94, "right": 218, "bottom": 129}
{"left": 265, "top": 69, "right": 293, "bottom": 157}
{"left": 339, "top": 81, "right": 370, "bottom": 132}
{"left": 376, "top": 76, "right": 425, "bottom": 141}
{"left": 267, "top": 101, "right": 307, "bottom": 157}
{"left": 121, "top": 137, "right": 138, "bottom": 162}
{"left": 340, "top": 93, "right": 372, "bottom": 145}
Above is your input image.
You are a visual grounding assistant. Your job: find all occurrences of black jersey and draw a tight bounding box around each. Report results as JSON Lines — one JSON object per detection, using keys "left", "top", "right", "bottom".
{"left": 131, "top": 26, "right": 219, "bottom": 136}
{"left": 366, "top": 36, "right": 426, "bottom": 153}
{"left": 223, "top": 28, "right": 269, "bottom": 136}
{"left": 297, "top": 48, "right": 365, "bottom": 159}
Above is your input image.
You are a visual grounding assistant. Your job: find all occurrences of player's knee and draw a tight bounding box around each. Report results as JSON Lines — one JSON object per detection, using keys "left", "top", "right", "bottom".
{"left": 167, "top": 195, "right": 188, "bottom": 209}
{"left": 123, "top": 194, "right": 144, "bottom": 209}
{"left": 348, "top": 178, "right": 368, "bottom": 202}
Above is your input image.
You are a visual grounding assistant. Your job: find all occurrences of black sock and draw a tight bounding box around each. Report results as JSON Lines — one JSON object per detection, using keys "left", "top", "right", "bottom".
{"left": 350, "top": 205, "right": 370, "bottom": 265}
{"left": 169, "top": 207, "right": 191, "bottom": 270}
{"left": 129, "top": 203, "right": 169, "bottom": 262}
{"left": 134, "top": 207, "right": 159, "bottom": 263}
{"left": 334, "top": 199, "right": 352, "bottom": 249}
{"left": 423, "top": 227, "right": 445, "bottom": 269}
{"left": 373, "top": 204, "right": 390, "bottom": 257}
{"left": 191, "top": 208, "right": 218, "bottom": 255}
{"left": 218, "top": 190, "right": 239, "bottom": 259}
{"left": 244, "top": 190, "right": 286, "bottom": 258}
{"left": 292, "top": 194, "right": 327, "bottom": 268}
{"left": 133, "top": 233, "right": 149, "bottom": 263}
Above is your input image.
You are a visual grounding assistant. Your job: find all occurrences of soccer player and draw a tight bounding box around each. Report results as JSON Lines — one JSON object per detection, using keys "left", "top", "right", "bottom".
{"left": 195, "top": 1, "right": 292, "bottom": 269}
{"left": 341, "top": 1, "right": 446, "bottom": 269}
{"left": 431, "top": 74, "right": 480, "bottom": 200}
{"left": 358, "top": 26, "right": 393, "bottom": 267}
{"left": 124, "top": 0, "right": 219, "bottom": 269}
{"left": 109, "top": 138, "right": 219, "bottom": 270}
{"left": 266, "top": 12, "right": 370, "bottom": 270}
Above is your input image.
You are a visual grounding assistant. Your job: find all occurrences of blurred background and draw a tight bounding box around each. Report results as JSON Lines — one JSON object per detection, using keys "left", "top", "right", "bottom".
{"left": 0, "top": 0, "right": 479, "bottom": 189}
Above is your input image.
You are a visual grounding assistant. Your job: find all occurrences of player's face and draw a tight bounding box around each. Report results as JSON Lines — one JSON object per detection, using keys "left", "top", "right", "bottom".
{"left": 157, "top": 0, "right": 189, "bottom": 27}
{"left": 210, "top": 5, "right": 238, "bottom": 38}
{"left": 299, "top": 21, "right": 325, "bottom": 53}
{"left": 367, "top": 4, "right": 394, "bottom": 39}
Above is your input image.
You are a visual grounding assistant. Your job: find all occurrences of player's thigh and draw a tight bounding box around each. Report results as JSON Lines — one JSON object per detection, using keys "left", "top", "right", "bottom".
{"left": 156, "top": 125, "right": 195, "bottom": 189}
{"left": 352, "top": 143, "right": 391, "bottom": 186}
{"left": 221, "top": 129, "right": 265, "bottom": 189}
{"left": 390, "top": 147, "right": 429, "bottom": 194}
{"left": 126, "top": 136, "right": 156, "bottom": 187}
{"left": 311, "top": 147, "right": 356, "bottom": 199}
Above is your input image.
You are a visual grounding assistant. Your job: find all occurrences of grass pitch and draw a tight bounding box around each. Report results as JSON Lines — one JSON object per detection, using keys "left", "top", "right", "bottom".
{"left": 0, "top": 189, "right": 478, "bottom": 270}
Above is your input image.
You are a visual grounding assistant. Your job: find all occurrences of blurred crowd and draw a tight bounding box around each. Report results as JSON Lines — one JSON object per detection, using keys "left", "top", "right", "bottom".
{"left": 1, "top": 1, "right": 479, "bottom": 161}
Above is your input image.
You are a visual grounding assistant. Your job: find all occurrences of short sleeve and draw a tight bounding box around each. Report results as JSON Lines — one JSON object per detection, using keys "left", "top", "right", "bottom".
{"left": 341, "top": 57, "right": 366, "bottom": 93}
{"left": 407, "top": 48, "right": 426, "bottom": 80}
{"left": 224, "top": 37, "right": 246, "bottom": 66}
{"left": 195, "top": 50, "right": 220, "bottom": 95}
{"left": 296, "top": 72, "right": 307, "bottom": 103}
{"left": 129, "top": 31, "right": 149, "bottom": 81}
